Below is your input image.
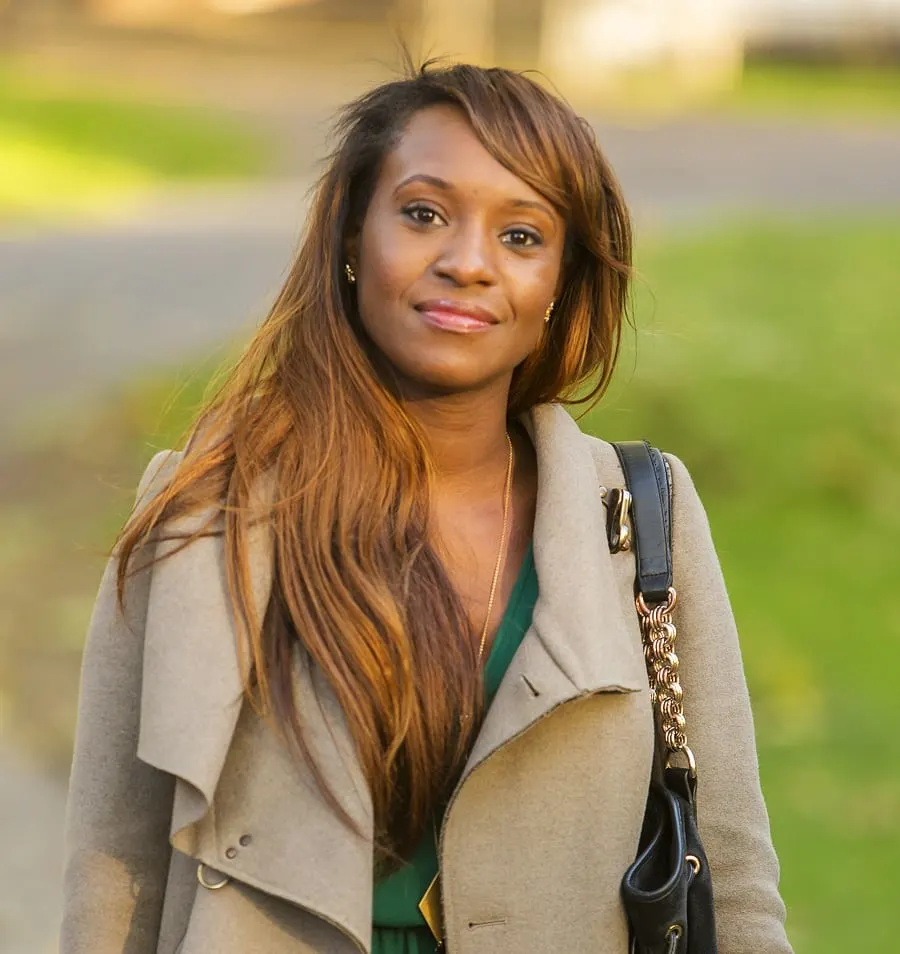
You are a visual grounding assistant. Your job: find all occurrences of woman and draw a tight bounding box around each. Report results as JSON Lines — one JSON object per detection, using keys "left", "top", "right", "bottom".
{"left": 61, "top": 63, "right": 791, "bottom": 954}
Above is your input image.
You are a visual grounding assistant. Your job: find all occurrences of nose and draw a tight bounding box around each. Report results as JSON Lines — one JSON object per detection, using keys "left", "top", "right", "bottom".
{"left": 433, "top": 219, "right": 498, "bottom": 287}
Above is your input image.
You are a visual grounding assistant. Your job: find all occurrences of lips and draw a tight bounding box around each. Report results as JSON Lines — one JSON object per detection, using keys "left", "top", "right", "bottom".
{"left": 414, "top": 299, "right": 499, "bottom": 333}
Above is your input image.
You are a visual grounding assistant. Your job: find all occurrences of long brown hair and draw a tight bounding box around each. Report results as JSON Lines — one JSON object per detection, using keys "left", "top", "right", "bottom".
{"left": 116, "top": 61, "right": 632, "bottom": 871}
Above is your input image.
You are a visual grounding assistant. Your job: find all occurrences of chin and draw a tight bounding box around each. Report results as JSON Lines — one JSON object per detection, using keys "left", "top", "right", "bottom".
{"left": 412, "top": 370, "right": 492, "bottom": 397}
{"left": 389, "top": 355, "right": 500, "bottom": 397}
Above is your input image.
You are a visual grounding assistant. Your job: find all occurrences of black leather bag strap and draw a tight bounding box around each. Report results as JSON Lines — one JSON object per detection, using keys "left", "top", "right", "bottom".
{"left": 611, "top": 441, "right": 673, "bottom": 605}
{"left": 614, "top": 441, "right": 718, "bottom": 954}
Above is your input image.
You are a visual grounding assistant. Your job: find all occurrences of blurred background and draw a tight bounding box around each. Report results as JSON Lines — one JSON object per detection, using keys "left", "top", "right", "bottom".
{"left": 1, "top": 0, "right": 898, "bottom": 951}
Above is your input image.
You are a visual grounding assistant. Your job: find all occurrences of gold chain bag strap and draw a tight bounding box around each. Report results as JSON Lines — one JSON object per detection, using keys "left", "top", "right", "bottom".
{"left": 608, "top": 441, "right": 718, "bottom": 954}
{"left": 636, "top": 588, "right": 694, "bottom": 771}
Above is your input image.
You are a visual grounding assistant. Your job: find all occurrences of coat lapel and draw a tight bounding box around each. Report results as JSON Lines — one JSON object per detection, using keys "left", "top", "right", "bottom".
{"left": 132, "top": 452, "right": 249, "bottom": 841}
{"left": 455, "top": 403, "right": 646, "bottom": 787}
{"left": 135, "top": 457, "right": 374, "bottom": 952}
{"left": 137, "top": 498, "right": 268, "bottom": 840}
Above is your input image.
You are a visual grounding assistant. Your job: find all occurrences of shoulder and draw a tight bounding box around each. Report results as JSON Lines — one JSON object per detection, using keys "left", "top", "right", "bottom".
{"left": 132, "top": 401, "right": 241, "bottom": 509}
{"left": 579, "top": 432, "right": 710, "bottom": 532}
{"left": 579, "top": 432, "right": 622, "bottom": 482}
{"left": 579, "top": 431, "right": 690, "bottom": 486}
{"left": 135, "top": 448, "right": 184, "bottom": 506}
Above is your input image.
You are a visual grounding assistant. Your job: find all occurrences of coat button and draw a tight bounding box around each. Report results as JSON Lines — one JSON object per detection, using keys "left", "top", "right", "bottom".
{"left": 225, "top": 847, "right": 238, "bottom": 860}
{"left": 239, "top": 834, "right": 252, "bottom": 847}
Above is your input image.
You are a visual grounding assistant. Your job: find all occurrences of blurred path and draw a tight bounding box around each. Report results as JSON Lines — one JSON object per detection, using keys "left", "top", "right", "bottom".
{"left": 1, "top": 111, "right": 900, "bottom": 952}
{"left": 597, "top": 114, "right": 900, "bottom": 225}
{"left": 3, "top": 114, "right": 900, "bottom": 438}
{"left": 1, "top": 183, "right": 306, "bottom": 437}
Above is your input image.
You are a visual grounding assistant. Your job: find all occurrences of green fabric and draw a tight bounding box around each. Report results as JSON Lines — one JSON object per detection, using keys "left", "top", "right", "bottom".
{"left": 371, "top": 541, "right": 538, "bottom": 954}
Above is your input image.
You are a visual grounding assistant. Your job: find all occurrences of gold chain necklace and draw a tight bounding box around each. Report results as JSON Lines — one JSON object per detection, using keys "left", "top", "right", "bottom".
{"left": 477, "top": 431, "right": 515, "bottom": 663}
{"left": 418, "top": 431, "right": 515, "bottom": 947}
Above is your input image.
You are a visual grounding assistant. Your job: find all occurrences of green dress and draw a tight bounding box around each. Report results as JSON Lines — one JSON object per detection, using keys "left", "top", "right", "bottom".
{"left": 371, "top": 541, "right": 539, "bottom": 954}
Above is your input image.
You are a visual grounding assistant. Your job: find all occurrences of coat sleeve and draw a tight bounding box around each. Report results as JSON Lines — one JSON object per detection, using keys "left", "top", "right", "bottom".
{"left": 61, "top": 451, "right": 181, "bottom": 954}
{"left": 664, "top": 453, "right": 792, "bottom": 954}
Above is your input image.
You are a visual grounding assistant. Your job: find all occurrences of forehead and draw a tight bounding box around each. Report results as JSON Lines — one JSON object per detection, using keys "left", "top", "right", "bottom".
{"left": 379, "top": 104, "right": 549, "bottom": 204}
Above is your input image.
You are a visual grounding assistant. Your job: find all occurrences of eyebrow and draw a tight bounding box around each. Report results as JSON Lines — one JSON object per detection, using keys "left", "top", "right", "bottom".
{"left": 393, "top": 173, "right": 557, "bottom": 220}
{"left": 393, "top": 173, "right": 452, "bottom": 194}
{"left": 509, "top": 198, "right": 556, "bottom": 218}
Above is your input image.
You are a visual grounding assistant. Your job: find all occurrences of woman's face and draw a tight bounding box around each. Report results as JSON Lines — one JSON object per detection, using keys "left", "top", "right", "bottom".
{"left": 352, "top": 105, "right": 566, "bottom": 398}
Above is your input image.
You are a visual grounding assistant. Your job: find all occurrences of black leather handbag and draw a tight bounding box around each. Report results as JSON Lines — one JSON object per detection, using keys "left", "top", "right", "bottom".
{"left": 608, "top": 442, "right": 718, "bottom": 954}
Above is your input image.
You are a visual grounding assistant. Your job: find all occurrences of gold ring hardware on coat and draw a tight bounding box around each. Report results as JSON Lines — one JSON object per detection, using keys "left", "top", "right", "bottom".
{"left": 196, "top": 863, "right": 231, "bottom": 890}
{"left": 600, "top": 486, "right": 633, "bottom": 553}
{"left": 686, "top": 854, "right": 701, "bottom": 876}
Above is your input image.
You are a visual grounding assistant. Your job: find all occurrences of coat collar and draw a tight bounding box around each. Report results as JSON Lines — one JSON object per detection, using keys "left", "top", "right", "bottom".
{"left": 135, "top": 403, "right": 645, "bottom": 950}
{"left": 523, "top": 402, "right": 642, "bottom": 691}
{"left": 455, "top": 403, "right": 644, "bottom": 786}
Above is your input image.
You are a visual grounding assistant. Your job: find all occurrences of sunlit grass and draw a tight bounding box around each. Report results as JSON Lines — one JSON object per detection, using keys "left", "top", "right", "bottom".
{"left": 0, "top": 65, "right": 270, "bottom": 220}
{"left": 726, "top": 60, "right": 900, "bottom": 118}
{"left": 0, "top": 124, "right": 156, "bottom": 217}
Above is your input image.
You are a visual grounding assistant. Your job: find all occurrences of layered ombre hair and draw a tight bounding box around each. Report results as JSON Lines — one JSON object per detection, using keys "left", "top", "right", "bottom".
{"left": 116, "top": 61, "right": 633, "bottom": 871}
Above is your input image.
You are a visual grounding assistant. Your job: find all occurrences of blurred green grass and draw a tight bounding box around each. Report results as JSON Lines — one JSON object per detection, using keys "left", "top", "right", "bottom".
{"left": 727, "top": 61, "right": 900, "bottom": 118}
{"left": 587, "top": 217, "right": 900, "bottom": 953}
{"left": 1, "top": 217, "right": 897, "bottom": 951}
{"left": 0, "top": 65, "right": 270, "bottom": 219}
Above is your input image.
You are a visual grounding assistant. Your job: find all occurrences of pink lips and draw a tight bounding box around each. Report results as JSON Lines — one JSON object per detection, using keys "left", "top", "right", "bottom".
{"left": 415, "top": 299, "right": 499, "bottom": 333}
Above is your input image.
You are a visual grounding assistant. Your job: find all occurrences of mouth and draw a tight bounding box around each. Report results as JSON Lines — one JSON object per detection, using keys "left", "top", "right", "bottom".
{"left": 414, "top": 299, "right": 499, "bottom": 333}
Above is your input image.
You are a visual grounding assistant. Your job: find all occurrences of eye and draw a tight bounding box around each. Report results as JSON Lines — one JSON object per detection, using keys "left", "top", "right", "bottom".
{"left": 402, "top": 203, "right": 444, "bottom": 227}
{"left": 502, "top": 228, "right": 542, "bottom": 248}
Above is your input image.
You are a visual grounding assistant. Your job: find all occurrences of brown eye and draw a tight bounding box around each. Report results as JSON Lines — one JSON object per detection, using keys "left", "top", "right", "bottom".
{"left": 503, "top": 228, "right": 541, "bottom": 248}
{"left": 403, "top": 204, "right": 443, "bottom": 226}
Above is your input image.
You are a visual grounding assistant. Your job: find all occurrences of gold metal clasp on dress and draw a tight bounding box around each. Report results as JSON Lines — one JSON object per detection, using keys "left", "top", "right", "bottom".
{"left": 601, "top": 486, "right": 633, "bottom": 553}
{"left": 418, "top": 872, "right": 444, "bottom": 946}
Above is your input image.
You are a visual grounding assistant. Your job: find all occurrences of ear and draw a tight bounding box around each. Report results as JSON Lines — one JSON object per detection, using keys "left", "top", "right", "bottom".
{"left": 555, "top": 227, "right": 575, "bottom": 298}
{"left": 553, "top": 260, "right": 567, "bottom": 301}
{"left": 344, "top": 231, "right": 360, "bottom": 272}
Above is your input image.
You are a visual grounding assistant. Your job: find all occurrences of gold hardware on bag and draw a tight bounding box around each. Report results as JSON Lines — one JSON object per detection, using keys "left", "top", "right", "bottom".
{"left": 418, "top": 872, "right": 444, "bottom": 945}
{"left": 665, "top": 923, "right": 683, "bottom": 954}
{"left": 635, "top": 586, "right": 696, "bottom": 776}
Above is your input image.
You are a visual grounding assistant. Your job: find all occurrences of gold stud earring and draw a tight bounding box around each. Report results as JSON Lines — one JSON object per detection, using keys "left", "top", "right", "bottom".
{"left": 544, "top": 300, "right": 555, "bottom": 323}
{"left": 344, "top": 263, "right": 357, "bottom": 285}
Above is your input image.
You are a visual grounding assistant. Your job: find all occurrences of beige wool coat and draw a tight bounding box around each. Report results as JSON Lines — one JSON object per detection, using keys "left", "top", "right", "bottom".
{"left": 61, "top": 402, "right": 792, "bottom": 954}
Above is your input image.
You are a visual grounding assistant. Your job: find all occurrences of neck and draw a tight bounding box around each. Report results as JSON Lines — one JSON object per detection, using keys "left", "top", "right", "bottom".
{"left": 402, "top": 386, "right": 512, "bottom": 492}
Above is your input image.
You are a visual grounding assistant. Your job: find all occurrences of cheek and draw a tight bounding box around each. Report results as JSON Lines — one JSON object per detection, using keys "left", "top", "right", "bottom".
{"left": 357, "top": 215, "right": 423, "bottom": 318}
{"left": 512, "top": 260, "right": 560, "bottom": 328}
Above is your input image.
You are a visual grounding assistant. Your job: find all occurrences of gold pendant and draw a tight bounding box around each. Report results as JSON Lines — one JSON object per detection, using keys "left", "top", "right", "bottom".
{"left": 418, "top": 871, "right": 444, "bottom": 945}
